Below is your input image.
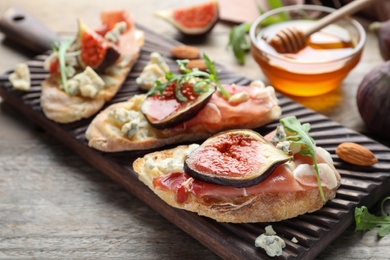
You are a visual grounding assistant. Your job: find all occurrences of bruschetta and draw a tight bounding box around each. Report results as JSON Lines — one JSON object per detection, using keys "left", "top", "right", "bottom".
{"left": 40, "top": 10, "right": 144, "bottom": 123}
{"left": 85, "top": 76, "right": 281, "bottom": 152}
{"left": 133, "top": 116, "right": 341, "bottom": 223}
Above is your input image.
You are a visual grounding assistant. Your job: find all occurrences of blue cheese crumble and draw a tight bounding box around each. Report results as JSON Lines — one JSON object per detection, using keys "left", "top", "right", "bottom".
{"left": 105, "top": 21, "right": 127, "bottom": 43}
{"left": 136, "top": 52, "right": 169, "bottom": 91}
{"left": 8, "top": 63, "right": 30, "bottom": 91}
{"left": 66, "top": 66, "right": 105, "bottom": 97}
{"left": 255, "top": 225, "right": 286, "bottom": 257}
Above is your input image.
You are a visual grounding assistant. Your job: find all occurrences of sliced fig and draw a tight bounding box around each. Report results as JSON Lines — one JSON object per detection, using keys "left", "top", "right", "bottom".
{"left": 184, "top": 130, "right": 291, "bottom": 188}
{"left": 155, "top": 0, "right": 219, "bottom": 36}
{"left": 76, "top": 19, "right": 120, "bottom": 72}
{"left": 141, "top": 79, "right": 215, "bottom": 129}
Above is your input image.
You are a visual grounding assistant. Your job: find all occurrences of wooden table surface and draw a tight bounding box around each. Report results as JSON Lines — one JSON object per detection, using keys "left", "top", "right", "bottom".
{"left": 1, "top": 0, "right": 389, "bottom": 259}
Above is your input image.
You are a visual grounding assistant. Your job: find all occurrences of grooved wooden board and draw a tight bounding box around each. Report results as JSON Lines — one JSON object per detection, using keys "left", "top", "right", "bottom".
{"left": 1, "top": 25, "right": 390, "bottom": 259}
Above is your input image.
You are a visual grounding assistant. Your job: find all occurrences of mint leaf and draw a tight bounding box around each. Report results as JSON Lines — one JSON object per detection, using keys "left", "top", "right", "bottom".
{"left": 355, "top": 196, "right": 390, "bottom": 237}
{"left": 280, "top": 116, "right": 325, "bottom": 201}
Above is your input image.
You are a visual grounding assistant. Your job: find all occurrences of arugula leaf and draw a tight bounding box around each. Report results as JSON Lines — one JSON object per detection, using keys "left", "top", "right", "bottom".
{"left": 228, "top": 23, "right": 252, "bottom": 65}
{"left": 355, "top": 196, "right": 390, "bottom": 237}
{"left": 227, "top": 0, "right": 289, "bottom": 64}
{"left": 280, "top": 116, "right": 325, "bottom": 201}
{"left": 52, "top": 38, "right": 77, "bottom": 94}
{"left": 203, "top": 54, "right": 231, "bottom": 99}
{"left": 147, "top": 55, "right": 231, "bottom": 101}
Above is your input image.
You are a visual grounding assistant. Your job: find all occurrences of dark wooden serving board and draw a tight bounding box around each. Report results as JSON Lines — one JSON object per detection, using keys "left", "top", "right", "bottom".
{"left": 1, "top": 24, "right": 390, "bottom": 259}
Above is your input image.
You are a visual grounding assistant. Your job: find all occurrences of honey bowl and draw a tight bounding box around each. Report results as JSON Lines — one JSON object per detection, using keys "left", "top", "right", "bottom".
{"left": 249, "top": 5, "right": 366, "bottom": 97}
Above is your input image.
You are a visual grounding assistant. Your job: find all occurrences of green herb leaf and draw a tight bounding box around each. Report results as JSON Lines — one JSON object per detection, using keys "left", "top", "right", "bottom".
{"left": 227, "top": 23, "right": 252, "bottom": 65}
{"left": 227, "top": 0, "right": 290, "bottom": 64}
{"left": 203, "top": 54, "right": 231, "bottom": 99}
{"left": 280, "top": 116, "right": 325, "bottom": 201}
{"left": 266, "top": 0, "right": 284, "bottom": 10}
{"left": 147, "top": 55, "right": 231, "bottom": 102}
{"left": 54, "top": 38, "right": 74, "bottom": 94}
{"left": 355, "top": 196, "right": 390, "bottom": 237}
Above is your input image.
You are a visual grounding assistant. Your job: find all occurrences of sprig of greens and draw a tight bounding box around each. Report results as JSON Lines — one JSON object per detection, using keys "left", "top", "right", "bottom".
{"left": 203, "top": 54, "right": 231, "bottom": 99}
{"left": 227, "top": 0, "right": 287, "bottom": 64}
{"left": 52, "top": 38, "right": 78, "bottom": 94}
{"left": 228, "top": 23, "right": 252, "bottom": 65}
{"left": 280, "top": 116, "right": 325, "bottom": 201}
{"left": 355, "top": 196, "right": 390, "bottom": 237}
{"left": 147, "top": 54, "right": 230, "bottom": 101}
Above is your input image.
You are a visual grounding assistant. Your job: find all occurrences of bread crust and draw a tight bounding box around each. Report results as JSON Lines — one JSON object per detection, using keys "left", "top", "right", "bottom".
{"left": 133, "top": 145, "right": 340, "bottom": 223}
{"left": 40, "top": 30, "right": 144, "bottom": 123}
{"left": 86, "top": 86, "right": 282, "bottom": 152}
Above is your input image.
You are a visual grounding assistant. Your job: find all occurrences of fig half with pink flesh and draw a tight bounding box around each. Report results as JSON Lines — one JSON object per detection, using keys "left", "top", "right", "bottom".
{"left": 155, "top": 0, "right": 219, "bottom": 36}
{"left": 184, "top": 129, "right": 291, "bottom": 188}
{"left": 141, "top": 79, "right": 216, "bottom": 129}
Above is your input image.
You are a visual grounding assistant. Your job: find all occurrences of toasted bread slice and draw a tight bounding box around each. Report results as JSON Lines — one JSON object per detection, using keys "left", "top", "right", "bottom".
{"left": 86, "top": 83, "right": 282, "bottom": 152}
{"left": 40, "top": 30, "right": 144, "bottom": 123}
{"left": 133, "top": 141, "right": 340, "bottom": 223}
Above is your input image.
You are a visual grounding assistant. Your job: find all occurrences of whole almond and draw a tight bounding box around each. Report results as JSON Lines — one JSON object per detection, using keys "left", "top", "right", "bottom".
{"left": 185, "top": 59, "right": 208, "bottom": 71}
{"left": 336, "top": 142, "right": 378, "bottom": 166}
{"left": 170, "top": 45, "right": 200, "bottom": 60}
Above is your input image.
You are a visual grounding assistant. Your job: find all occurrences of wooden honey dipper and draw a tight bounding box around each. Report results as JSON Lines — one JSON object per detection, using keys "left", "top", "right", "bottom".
{"left": 268, "top": 0, "right": 374, "bottom": 53}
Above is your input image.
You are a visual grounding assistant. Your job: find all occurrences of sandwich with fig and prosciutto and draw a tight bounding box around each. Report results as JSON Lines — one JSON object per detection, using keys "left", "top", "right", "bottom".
{"left": 41, "top": 10, "right": 144, "bottom": 123}
{"left": 85, "top": 56, "right": 281, "bottom": 152}
{"left": 133, "top": 116, "right": 341, "bottom": 223}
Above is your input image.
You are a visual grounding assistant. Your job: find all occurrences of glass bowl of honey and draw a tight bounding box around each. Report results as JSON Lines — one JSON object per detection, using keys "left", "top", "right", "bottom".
{"left": 249, "top": 5, "right": 366, "bottom": 97}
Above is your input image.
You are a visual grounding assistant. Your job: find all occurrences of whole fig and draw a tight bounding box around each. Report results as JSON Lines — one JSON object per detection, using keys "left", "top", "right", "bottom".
{"left": 356, "top": 61, "right": 390, "bottom": 139}
{"left": 370, "top": 19, "right": 390, "bottom": 61}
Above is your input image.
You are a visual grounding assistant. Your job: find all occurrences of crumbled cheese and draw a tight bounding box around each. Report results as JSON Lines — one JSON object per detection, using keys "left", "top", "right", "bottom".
{"left": 66, "top": 66, "right": 105, "bottom": 98}
{"left": 136, "top": 52, "right": 169, "bottom": 91}
{"left": 144, "top": 144, "right": 199, "bottom": 174}
{"left": 270, "top": 125, "right": 304, "bottom": 154}
{"left": 275, "top": 141, "right": 290, "bottom": 153}
{"left": 228, "top": 91, "right": 249, "bottom": 105}
{"left": 270, "top": 125, "right": 286, "bottom": 145}
{"left": 255, "top": 233, "right": 286, "bottom": 257}
{"left": 108, "top": 106, "right": 153, "bottom": 140}
{"left": 121, "top": 118, "right": 140, "bottom": 137}
{"left": 265, "top": 225, "right": 277, "bottom": 235}
{"left": 105, "top": 21, "right": 127, "bottom": 43}
{"left": 160, "top": 158, "right": 185, "bottom": 173}
{"left": 8, "top": 63, "right": 30, "bottom": 91}
{"left": 109, "top": 108, "right": 138, "bottom": 124}
{"left": 65, "top": 65, "right": 76, "bottom": 78}
{"left": 291, "top": 237, "right": 298, "bottom": 243}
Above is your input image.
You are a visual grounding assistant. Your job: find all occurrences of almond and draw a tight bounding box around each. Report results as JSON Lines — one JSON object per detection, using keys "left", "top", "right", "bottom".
{"left": 170, "top": 45, "right": 200, "bottom": 60}
{"left": 185, "top": 59, "right": 208, "bottom": 71}
{"left": 336, "top": 142, "right": 378, "bottom": 166}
